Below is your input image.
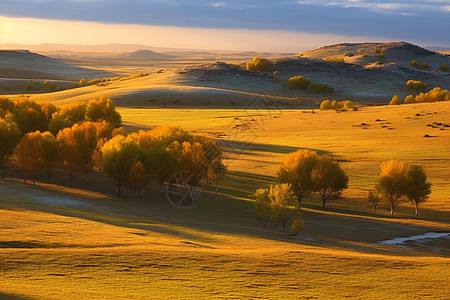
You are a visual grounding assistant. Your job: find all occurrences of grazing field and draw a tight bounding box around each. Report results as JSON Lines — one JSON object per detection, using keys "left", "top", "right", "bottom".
{"left": 1, "top": 42, "right": 449, "bottom": 299}
{"left": 0, "top": 179, "right": 449, "bottom": 300}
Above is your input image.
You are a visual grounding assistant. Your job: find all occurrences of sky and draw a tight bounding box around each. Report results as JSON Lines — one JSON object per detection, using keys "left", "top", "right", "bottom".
{"left": 0, "top": 0, "right": 449, "bottom": 52}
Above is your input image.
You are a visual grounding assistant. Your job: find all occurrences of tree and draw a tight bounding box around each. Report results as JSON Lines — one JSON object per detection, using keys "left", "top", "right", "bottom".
{"left": 12, "top": 131, "right": 58, "bottom": 185}
{"left": 252, "top": 188, "right": 270, "bottom": 226}
{"left": 0, "top": 119, "right": 21, "bottom": 178}
{"left": 439, "top": 64, "right": 449, "bottom": 72}
{"left": 269, "top": 184, "right": 298, "bottom": 231}
{"left": 246, "top": 57, "right": 272, "bottom": 72}
{"left": 368, "top": 187, "right": 381, "bottom": 213}
{"left": 404, "top": 165, "right": 431, "bottom": 216}
{"left": 291, "top": 213, "right": 303, "bottom": 235}
{"left": 389, "top": 95, "right": 401, "bottom": 105}
{"left": 311, "top": 156, "right": 348, "bottom": 208}
{"left": 268, "top": 184, "right": 298, "bottom": 231}
{"left": 102, "top": 135, "right": 142, "bottom": 196}
{"left": 406, "top": 80, "right": 427, "bottom": 93}
{"left": 128, "top": 161, "right": 148, "bottom": 200}
{"left": 378, "top": 160, "right": 408, "bottom": 215}
{"left": 12, "top": 96, "right": 48, "bottom": 135}
{"left": 179, "top": 141, "right": 209, "bottom": 185}
{"left": 57, "top": 122, "right": 98, "bottom": 186}
{"left": 86, "top": 97, "right": 121, "bottom": 128}
{"left": 278, "top": 149, "right": 318, "bottom": 210}
{"left": 320, "top": 100, "right": 332, "bottom": 110}
{"left": 404, "top": 95, "right": 416, "bottom": 104}
{"left": 59, "top": 102, "right": 87, "bottom": 124}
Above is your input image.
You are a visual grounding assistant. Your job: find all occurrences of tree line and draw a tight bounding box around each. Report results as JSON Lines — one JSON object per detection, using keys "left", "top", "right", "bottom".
{"left": 253, "top": 149, "right": 431, "bottom": 232}
{"left": 0, "top": 96, "right": 225, "bottom": 197}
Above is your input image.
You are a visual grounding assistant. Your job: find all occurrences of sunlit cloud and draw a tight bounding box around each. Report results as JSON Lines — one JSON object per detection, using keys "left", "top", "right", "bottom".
{"left": 211, "top": 2, "right": 227, "bottom": 8}
{"left": 298, "top": 0, "right": 450, "bottom": 15}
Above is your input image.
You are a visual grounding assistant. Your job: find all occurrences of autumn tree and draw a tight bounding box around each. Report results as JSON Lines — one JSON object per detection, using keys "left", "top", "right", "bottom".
{"left": 57, "top": 122, "right": 98, "bottom": 186}
{"left": 311, "top": 156, "right": 348, "bottom": 208}
{"left": 268, "top": 184, "right": 298, "bottom": 231}
{"left": 128, "top": 161, "right": 148, "bottom": 200}
{"left": 12, "top": 96, "right": 48, "bottom": 135}
{"left": 12, "top": 131, "right": 59, "bottom": 185}
{"left": 277, "top": 149, "right": 319, "bottom": 210}
{"left": 59, "top": 102, "right": 87, "bottom": 124}
{"left": 102, "top": 135, "right": 142, "bottom": 196}
{"left": 404, "top": 165, "right": 431, "bottom": 216}
{"left": 252, "top": 187, "right": 271, "bottom": 226}
{"left": 246, "top": 57, "right": 272, "bottom": 72}
{"left": 368, "top": 187, "right": 381, "bottom": 213}
{"left": 86, "top": 97, "right": 121, "bottom": 128}
{"left": 378, "top": 160, "right": 408, "bottom": 215}
{"left": 0, "top": 119, "right": 21, "bottom": 178}
{"left": 389, "top": 95, "right": 401, "bottom": 105}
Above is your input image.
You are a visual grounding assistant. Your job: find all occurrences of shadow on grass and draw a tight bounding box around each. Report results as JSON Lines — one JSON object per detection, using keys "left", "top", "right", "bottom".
{"left": 219, "top": 140, "right": 329, "bottom": 155}
{"left": 1, "top": 173, "right": 449, "bottom": 257}
{"left": 0, "top": 292, "right": 35, "bottom": 300}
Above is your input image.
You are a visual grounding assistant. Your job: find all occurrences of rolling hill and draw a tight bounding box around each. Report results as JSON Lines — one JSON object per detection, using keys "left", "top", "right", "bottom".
{"left": 0, "top": 50, "right": 115, "bottom": 80}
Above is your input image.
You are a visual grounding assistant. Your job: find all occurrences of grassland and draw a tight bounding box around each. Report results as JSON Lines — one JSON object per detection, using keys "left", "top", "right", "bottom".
{"left": 1, "top": 45, "right": 449, "bottom": 298}
{"left": 1, "top": 99, "right": 449, "bottom": 299}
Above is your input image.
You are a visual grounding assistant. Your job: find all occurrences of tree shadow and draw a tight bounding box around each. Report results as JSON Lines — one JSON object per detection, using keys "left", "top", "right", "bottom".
{"left": 0, "top": 292, "right": 35, "bottom": 300}
{"left": 1, "top": 177, "right": 449, "bottom": 257}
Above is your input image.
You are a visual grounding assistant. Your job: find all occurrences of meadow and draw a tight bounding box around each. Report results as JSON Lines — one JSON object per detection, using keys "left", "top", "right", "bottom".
{"left": 1, "top": 45, "right": 449, "bottom": 299}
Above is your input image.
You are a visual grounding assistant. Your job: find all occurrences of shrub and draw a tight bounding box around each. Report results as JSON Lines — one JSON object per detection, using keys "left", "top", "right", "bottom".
{"left": 389, "top": 95, "right": 401, "bottom": 105}
{"left": 377, "top": 53, "right": 386, "bottom": 60}
{"left": 320, "top": 99, "right": 332, "bottom": 110}
{"left": 323, "top": 57, "right": 345, "bottom": 63}
{"left": 246, "top": 57, "right": 272, "bottom": 72}
{"left": 420, "top": 63, "right": 430, "bottom": 70}
{"left": 361, "top": 53, "right": 368, "bottom": 58}
{"left": 273, "top": 71, "right": 279, "bottom": 76}
{"left": 439, "top": 64, "right": 449, "bottom": 72}
{"left": 406, "top": 80, "right": 427, "bottom": 92}
{"left": 410, "top": 60, "right": 419, "bottom": 67}
{"left": 307, "top": 82, "right": 333, "bottom": 93}
{"left": 404, "top": 95, "right": 416, "bottom": 104}
{"left": 291, "top": 213, "right": 303, "bottom": 235}
{"left": 288, "top": 76, "right": 312, "bottom": 90}
{"left": 415, "top": 87, "right": 450, "bottom": 102}
{"left": 373, "top": 48, "right": 382, "bottom": 55}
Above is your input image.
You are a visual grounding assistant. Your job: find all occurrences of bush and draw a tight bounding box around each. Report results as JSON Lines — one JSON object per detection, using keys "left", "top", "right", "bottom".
{"left": 377, "top": 53, "right": 386, "bottom": 60}
{"left": 389, "top": 95, "right": 401, "bottom": 105}
{"left": 404, "top": 95, "right": 416, "bottom": 104}
{"left": 320, "top": 100, "right": 355, "bottom": 110}
{"left": 323, "top": 57, "right": 345, "bottom": 63}
{"left": 307, "top": 82, "right": 333, "bottom": 93}
{"left": 373, "top": 48, "right": 382, "bottom": 55}
{"left": 291, "top": 213, "right": 303, "bottom": 235}
{"left": 406, "top": 80, "right": 427, "bottom": 92}
{"left": 439, "top": 64, "right": 449, "bottom": 72}
{"left": 288, "top": 76, "right": 312, "bottom": 90}
{"left": 410, "top": 60, "right": 419, "bottom": 67}
{"left": 246, "top": 57, "right": 272, "bottom": 72}
{"left": 415, "top": 87, "right": 450, "bottom": 103}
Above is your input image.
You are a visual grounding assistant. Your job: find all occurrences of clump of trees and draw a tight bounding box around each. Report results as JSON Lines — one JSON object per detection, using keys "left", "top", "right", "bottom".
{"left": 246, "top": 57, "right": 273, "bottom": 73}
{"left": 414, "top": 87, "right": 450, "bottom": 103}
{"left": 252, "top": 183, "right": 300, "bottom": 232}
{"left": 406, "top": 80, "right": 427, "bottom": 92}
{"left": 320, "top": 100, "right": 355, "bottom": 110}
{"left": 277, "top": 149, "right": 348, "bottom": 210}
{"left": 288, "top": 76, "right": 333, "bottom": 93}
{"left": 374, "top": 160, "right": 431, "bottom": 216}
{"left": 0, "top": 96, "right": 225, "bottom": 198}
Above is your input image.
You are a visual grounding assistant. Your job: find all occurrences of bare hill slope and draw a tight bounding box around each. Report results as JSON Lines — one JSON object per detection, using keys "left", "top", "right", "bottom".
{"left": 0, "top": 50, "right": 115, "bottom": 80}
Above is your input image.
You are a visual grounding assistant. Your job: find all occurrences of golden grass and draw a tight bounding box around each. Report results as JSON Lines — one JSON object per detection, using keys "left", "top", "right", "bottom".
{"left": 0, "top": 180, "right": 449, "bottom": 299}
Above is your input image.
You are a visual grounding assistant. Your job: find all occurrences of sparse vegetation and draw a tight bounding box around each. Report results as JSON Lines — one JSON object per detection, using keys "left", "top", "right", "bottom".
{"left": 320, "top": 99, "right": 355, "bottom": 110}
{"left": 323, "top": 57, "right": 345, "bottom": 63}
{"left": 287, "top": 76, "right": 333, "bottom": 93}
{"left": 439, "top": 64, "right": 449, "bottom": 72}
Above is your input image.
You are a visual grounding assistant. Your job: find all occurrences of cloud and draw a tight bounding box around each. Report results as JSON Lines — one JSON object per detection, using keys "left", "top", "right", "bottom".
{"left": 211, "top": 2, "right": 227, "bottom": 7}
{"left": 297, "top": 0, "right": 450, "bottom": 15}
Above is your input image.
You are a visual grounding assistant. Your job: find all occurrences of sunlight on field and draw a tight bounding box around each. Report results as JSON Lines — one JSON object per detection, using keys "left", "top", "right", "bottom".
{"left": 0, "top": 181, "right": 449, "bottom": 299}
